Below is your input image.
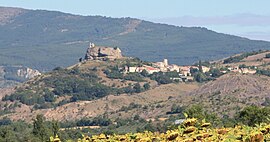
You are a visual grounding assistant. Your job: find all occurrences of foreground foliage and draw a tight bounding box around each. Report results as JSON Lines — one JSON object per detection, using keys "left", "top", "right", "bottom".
{"left": 1, "top": 105, "right": 270, "bottom": 141}
{"left": 75, "top": 118, "right": 270, "bottom": 142}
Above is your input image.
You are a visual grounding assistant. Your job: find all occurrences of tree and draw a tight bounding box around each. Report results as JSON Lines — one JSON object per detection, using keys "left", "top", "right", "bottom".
{"left": 124, "top": 73, "right": 144, "bottom": 82}
{"left": 209, "top": 68, "right": 222, "bottom": 78}
{"left": 0, "top": 126, "right": 15, "bottom": 142}
{"left": 190, "top": 67, "right": 199, "bottom": 75}
{"left": 52, "top": 120, "right": 59, "bottom": 138}
{"left": 33, "top": 115, "right": 48, "bottom": 142}
{"left": 53, "top": 66, "right": 64, "bottom": 71}
{"left": 184, "top": 105, "right": 221, "bottom": 127}
{"left": 170, "top": 104, "right": 184, "bottom": 114}
{"left": 194, "top": 72, "right": 207, "bottom": 82}
{"left": 156, "top": 76, "right": 172, "bottom": 84}
{"left": 184, "top": 105, "right": 205, "bottom": 120}
{"left": 262, "top": 98, "right": 270, "bottom": 106}
{"left": 133, "top": 114, "right": 140, "bottom": 121}
{"left": 236, "top": 106, "right": 270, "bottom": 126}
{"left": 0, "top": 118, "right": 12, "bottom": 126}
{"left": 266, "top": 53, "right": 270, "bottom": 58}
{"left": 133, "top": 83, "right": 141, "bottom": 93}
{"left": 143, "top": 123, "right": 157, "bottom": 132}
{"left": 143, "top": 83, "right": 150, "bottom": 90}
{"left": 198, "top": 60, "right": 203, "bottom": 73}
{"left": 239, "top": 64, "right": 247, "bottom": 69}
{"left": 140, "top": 69, "right": 149, "bottom": 77}
{"left": 123, "top": 86, "right": 134, "bottom": 94}
{"left": 165, "top": 71, "right": 179, "bottom": 78}
{"left": 44, "top": 91, "right": 55, "bottom": 102}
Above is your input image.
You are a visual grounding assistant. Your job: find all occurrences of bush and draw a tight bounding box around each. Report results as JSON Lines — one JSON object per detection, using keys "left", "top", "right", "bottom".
{"left": 150, "top": 72, "right": 172, "bottom": 84}
{"left": 193, "top": 72, "right": 207, "bottom": 82}
{"left": 140, "top": 69, "right": 149, "bottom": 77}
{"left": 256, "top": 69, "right": 270, "bottom": 76}
{"left": 133, "top": 83, "right": 142, "bottom": 93}
{"left": 266, "top": 53, "right": 270, "bottom": 58}
{"left": 209, "top": 68, "right": 223, "bottom": 78}
{"left": 236, "top": 105, "right": 270, "bottom": 126}
{"left": 143, "top": 83, "right": 150, "bottom": 90}
{"left": 106, "top": 71, "right": 123, "bottom": 79}
{"left": 124, "top": 73, "right": 144, "bottom": 82}
{"left": 44, "top": 92, "right": 55, "bottom": 102}
{"left": 224, "top": 51, "right": 265, "bottom": 64}
{"left": 76, "top": 116, "right": 112, "bottom": 126}
{"left": 0, "top": 118, "right": 12, "bottom": 126}
{"left": 167, "top": 104, "right": 184, "bottom": 114}
{"left": 3, "top": 90, "right": 45, "bottom": 105}
{"left": 184, "top": 105, "right": 221, "bottom": 126}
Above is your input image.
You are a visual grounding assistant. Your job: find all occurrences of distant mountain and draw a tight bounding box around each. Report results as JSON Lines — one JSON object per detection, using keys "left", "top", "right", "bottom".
{"left": 1, "top": 7, "right": 270, "bottom": 71}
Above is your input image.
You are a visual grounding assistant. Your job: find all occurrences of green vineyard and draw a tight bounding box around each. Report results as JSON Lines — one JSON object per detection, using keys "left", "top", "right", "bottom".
{"left": 50, "top": 118, "right": 270, "bottom": 142}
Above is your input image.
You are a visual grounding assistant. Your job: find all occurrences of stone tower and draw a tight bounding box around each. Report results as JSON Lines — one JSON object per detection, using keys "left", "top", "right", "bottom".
{"left": 89, "top": 42, "right": 95, "bottom": 48}
{"left": 164, "top": 59, "right": 168, "bottom": 67}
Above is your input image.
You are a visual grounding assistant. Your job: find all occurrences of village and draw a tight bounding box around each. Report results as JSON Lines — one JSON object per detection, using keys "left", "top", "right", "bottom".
{"left": 84, "top": 43, "right": 258, "bottom": 82}
{"left": 124, "top": 58, "right": 258, "bottom": 81}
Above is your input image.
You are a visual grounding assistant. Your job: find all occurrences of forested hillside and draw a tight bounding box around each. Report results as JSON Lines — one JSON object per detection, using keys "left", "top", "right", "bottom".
{"left": 1, "top": 7, "right": 270, "bottom": 71}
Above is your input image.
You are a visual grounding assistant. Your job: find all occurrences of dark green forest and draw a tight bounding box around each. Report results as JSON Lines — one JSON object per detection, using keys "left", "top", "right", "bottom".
{"left": 1, "top": 7, "right": 270, "bottom": 71}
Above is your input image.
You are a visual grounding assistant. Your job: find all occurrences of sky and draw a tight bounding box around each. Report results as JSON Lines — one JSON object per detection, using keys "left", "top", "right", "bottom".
{"left": 1, "top": 0, "right": 270, "bottom": 41}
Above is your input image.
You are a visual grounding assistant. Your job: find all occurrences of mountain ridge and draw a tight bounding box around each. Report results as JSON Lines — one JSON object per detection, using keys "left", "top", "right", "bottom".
{"left": 1, "top": 6, "right": 270, "bottom": 71}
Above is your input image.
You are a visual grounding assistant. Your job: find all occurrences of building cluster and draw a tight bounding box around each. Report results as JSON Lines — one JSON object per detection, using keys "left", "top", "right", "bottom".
{"left": 123, "top": 58, "right": 257, "bottom": 83}
{"left": 125, "top": 59, "right": 210, "bottom": 79}
{"left": 226, "top": 66, "right": 257, "bottom": 74}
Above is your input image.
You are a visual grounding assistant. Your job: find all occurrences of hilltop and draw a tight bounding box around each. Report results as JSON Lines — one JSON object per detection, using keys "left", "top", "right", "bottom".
{"left": 2, "top": 47, "right": 270, "bottom": 121}
{"left": 180, "top": 73, "right": 270, "bottom": 116}
{"left": 164, "top": 50, "right": 270, "bottom": 116}
{"left": 0, "top": 44, "right": 204, "bottom": 122}
{"left": 1, "top": 7, "right": 270, "bottom": 71}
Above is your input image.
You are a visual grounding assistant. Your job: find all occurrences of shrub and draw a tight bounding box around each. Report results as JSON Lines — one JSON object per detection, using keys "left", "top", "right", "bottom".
{"left": 266, "top": 53, "right": 270, "bottom": 58}
{"left": 143, "top": 83, "right": 150, "bottom": 90}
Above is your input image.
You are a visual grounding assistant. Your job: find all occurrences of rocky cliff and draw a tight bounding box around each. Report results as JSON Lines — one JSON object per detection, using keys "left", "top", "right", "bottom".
{"left": 85, "top": 43, "right": 123, "bottom": 60}
{"left": 0, "top": 66, "right": 41, "bottom": 88}
{"left": 16, "top": 67, "right": 41, "bottom": 79}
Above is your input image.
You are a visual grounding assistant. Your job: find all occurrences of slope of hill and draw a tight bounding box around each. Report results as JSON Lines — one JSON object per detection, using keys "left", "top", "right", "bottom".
{"left": 115, "top": 51, "right": 270, "bottom": 120}
{"left": 2, "top": 83, "right": 198, "bottom": 122}
{"left": 1, "top": 7, "right": 270, "bottom": 71}
{"left": 0, "top": 55, "right": 199, "bottom": 122}
{"left": 106, "top": 73, "right": 270, "bottom": 121}
{"left": 3, "top": 49, "right": 270, "bottom": 123}
{"left": 179, "top": 73, "right": 270, "bottom": 116}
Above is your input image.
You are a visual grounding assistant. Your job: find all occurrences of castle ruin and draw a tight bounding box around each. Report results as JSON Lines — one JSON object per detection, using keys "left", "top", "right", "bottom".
{"left": 84, "top": 43, "right": 123, "bottom": 61}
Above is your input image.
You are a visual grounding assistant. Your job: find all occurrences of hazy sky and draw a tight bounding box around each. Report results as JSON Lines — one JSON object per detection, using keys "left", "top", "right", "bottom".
{"left": 1, "top": 0, "right": 270, "bottom": 41}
